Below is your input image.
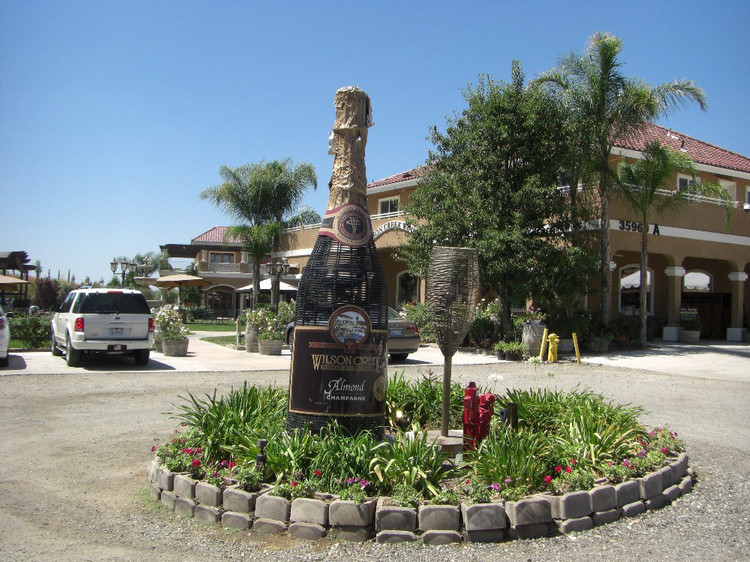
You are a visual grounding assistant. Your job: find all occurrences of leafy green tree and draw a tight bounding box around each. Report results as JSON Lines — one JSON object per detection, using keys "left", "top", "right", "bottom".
{"left": 616, "top": 142, "right": 731, "bottom": 346}
{"left": 537, "top": 32, "right": 707, "bottom": 325}
{"left": 200, "top": 160, "right": 317, "bottom": 304}
{"left": 403, "top": 64, "right": 592, "bottom": 337}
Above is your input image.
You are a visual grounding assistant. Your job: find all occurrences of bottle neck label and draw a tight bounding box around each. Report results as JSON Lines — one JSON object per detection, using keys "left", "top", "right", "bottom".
{"left": 319, "top": 203, "right": 372, "bottom": 247}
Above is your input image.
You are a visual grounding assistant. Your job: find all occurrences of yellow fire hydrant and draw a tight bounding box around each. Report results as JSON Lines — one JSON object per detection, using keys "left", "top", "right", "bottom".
{"left": 547, "top": 333, "right": 560, "bottom": 363}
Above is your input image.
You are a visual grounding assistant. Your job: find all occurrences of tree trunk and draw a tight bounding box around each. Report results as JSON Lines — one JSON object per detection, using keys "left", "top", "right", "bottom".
{"left": 252, "top": 261, "right": 261, "bottom": 306}
{"left": 599, "top": 177, "right": 611, "bottom": 325}
{"left": 639, "top": 222, "right": 649, "bottom": 347}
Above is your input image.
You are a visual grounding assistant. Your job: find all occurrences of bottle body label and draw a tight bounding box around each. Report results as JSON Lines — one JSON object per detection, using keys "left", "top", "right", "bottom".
{"left": 318, "top": 203, "right": 373, "bottom": 247}
{"left": 289, "top": 305, "right": 387, "bottom": 417}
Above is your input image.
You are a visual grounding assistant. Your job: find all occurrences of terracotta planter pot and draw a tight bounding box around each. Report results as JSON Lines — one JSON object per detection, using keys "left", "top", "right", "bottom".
{"left": 162, "top": 337, "right": 189, "bottom": 357}
{"left": 258, "top": 339, "right": 283, "bottom": 355}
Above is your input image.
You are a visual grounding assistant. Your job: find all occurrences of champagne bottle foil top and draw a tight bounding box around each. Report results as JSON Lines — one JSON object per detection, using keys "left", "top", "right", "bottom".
{"left": 318, "top": 202, "right": 373, "bottom": 247}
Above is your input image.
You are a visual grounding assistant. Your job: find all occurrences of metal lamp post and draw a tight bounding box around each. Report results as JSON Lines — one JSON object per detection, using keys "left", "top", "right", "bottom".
{"left": 110, "top": 260, "right": 136, "bottom": 286}
{"left": 266, "top": 258, "right": 290, "bottom": 312}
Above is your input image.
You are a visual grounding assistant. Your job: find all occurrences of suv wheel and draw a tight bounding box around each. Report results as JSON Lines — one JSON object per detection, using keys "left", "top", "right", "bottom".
{"left": 51, "top": 330, "right": 63, "bottom": 356}
{"left": 134, "top": 349, "right": 150, "bottom": 366}
{"left": 66, "top": 334, "right": 82, "bottom": 367}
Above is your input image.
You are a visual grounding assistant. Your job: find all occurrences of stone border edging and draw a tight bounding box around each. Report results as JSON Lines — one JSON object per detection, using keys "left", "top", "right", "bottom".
{"left": 147, "top": 452, "right": 694, "bottom": 544}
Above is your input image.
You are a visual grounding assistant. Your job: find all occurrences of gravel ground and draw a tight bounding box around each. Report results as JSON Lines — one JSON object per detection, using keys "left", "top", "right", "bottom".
{"left": 0, "top": 359, "right": 748, "bottom": 561}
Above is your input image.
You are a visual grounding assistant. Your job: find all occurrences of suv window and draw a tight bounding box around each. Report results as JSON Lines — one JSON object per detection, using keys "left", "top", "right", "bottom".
{"left": 78, "top": 292, "right": 150, "bottom": 314}
{"left": 60, "top": 292, "right": 75, "bottom": 313}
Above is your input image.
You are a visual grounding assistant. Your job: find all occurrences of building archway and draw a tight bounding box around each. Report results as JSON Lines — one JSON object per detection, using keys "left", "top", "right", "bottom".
{"left": 396, "top": 270, "right": 420, "bottom": 308}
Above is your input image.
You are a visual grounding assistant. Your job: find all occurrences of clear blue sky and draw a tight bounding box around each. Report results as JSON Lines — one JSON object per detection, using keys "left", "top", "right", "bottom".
{"left": 2, "top": 1, "right": 748, "bottom": 284}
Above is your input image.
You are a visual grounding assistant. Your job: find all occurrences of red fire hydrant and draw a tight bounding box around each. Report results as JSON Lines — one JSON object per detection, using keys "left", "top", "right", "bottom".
{"left": 463, "top": 382, "right": 496, "bottom": 450}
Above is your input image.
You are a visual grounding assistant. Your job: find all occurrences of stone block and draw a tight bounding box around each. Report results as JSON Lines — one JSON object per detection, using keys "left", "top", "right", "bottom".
{"left": 506, "top": 497, "right": 551, "bottom": 526}
{"left": 328, "top": 499, "right": 376, "bottom": 528}
{"left": 175, "top": 497, "right": 196, "bottom": 518}
{"left": 550, "top": 491, "right": 591, "bottom": 520}
{"left": 619, "top": 501, "right": 646, "bottom": 518}
{"left": 194, "top": 505, "right": 221, "bottom": 525}
{"left": 376, "top": 530, "right": 417, "bottom": 543}
{"left": 461, "top": 502, "right": 506, "bottom": 531}
{"left": 687, "top": 467, "right": 697, "bottom": 482}
{"left": 156, "top": 468, "right": 174, "bottom": 492}
{"left": 422, "top": 530, "right": 463, "bottom": 545}
{"left": 222, "top": 511, "right": 252, "bottom": 530}
{"left": 328, "top": 525, "right": 374, "bottom": 542}
{"left": 589, "top": 485, "right": 617, "bottom": 512}
{"left": 658, "top": 465, "right": 675, "bottom": 488}
{"left": 148, "top": 459, "right": 158, "bottom": 483}
{"left": 160, "top": 490, "right": 176, "bottom": 511}
{"left": 255, "top": 494, "right": 291, "bottom": 522}
{"left": 645, "top": 493, "right": 669, "bottom": 511}
{"left": 555, "top": 516, "right": 593, "bottom": 534}
{"left": 639, "top": 472, "right": 663, "bottom": 499}
{"left": 678, "top": 475, "right": 693, "bottom": 495}
{"left": 289, "top": 522, "right": 326, "bottom": 540}
{"left": 509, "top": 523, "right": 548, "bottom": 540}
{"left": 418, "top": 504, "right": 461, "bottom": 531}
{"left": 149, "top": 482, "right": 161, "bottom": 502}
{"left": 253, "top": 518, "right": 287, "bottom": 534}
{"left": 465, "top": 529, "right": 504, "bottom": 543}
{"left": 196, "top": 482, "right": 222, "bottom": 507}
{"left": 664, "top": 484, "right": 682, "bottom": 502}
{"left": 670, "top": 453, "right": 688, "bottom": 483}
{"left": 291, "top": 497, "right": 329, "bottom": 526}
{"left": 614, "top": 480, "right": 639, "bottom": 508}
{"left": 592, "top": 509, "right": 620, "bottom": 526}
{"left": 376, "top": 504, "right": 417, "bottom": 532}
{"left": 223, "top": 487, "right": 257, "bottom": 513}
{"left": 173, "top": 474, "right": 197, "bottom": 499}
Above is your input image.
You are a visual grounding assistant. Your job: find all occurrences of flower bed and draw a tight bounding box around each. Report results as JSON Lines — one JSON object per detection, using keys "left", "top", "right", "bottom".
{"left": 147, "top": 452, "right": 695, "bottom": 543}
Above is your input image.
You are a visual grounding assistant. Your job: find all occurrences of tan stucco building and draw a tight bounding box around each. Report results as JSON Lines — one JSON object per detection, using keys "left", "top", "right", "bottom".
{"left": 161, "top": 123, "right": 750, "bottom": 341}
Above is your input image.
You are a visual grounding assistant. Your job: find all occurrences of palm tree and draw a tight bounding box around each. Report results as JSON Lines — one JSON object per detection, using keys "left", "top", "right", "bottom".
{"left": 616, "top": 141, "right": 731, "bottom": 346}
{"left": 536, "top": 32, "right": 707, "bottom": 325}
{"left": 200, "top": 160, "right": 317, "bottom": 304}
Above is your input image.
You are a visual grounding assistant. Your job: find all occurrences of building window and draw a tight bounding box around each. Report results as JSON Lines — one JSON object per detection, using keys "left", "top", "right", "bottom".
{"left": 618, "top": 265, "right": 653, "bottom": 315}
{"left": 379, "top": 196, "right": 399, "bottom": 215}
{"left": 677, "top": 174, "right": 695, "bottom": 192}
{"left": 209, "top": 252, "right": 235, "bottom": 264}
{"left": 396, "top": 271, "right": 419, "bottom": 306}
{"left": 718, "top": 179, "right": 737, "bottom": 202}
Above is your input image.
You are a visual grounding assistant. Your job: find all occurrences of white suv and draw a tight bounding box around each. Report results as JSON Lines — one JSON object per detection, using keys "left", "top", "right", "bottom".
{"left": 51, "top": 288, "right": 154, "bottom": 366}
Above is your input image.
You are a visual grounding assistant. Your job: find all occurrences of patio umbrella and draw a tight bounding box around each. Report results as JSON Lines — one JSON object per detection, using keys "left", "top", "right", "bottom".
{"left": 154, "top": 274, "right": 212, "bottom": 305}
{"left": 0, "top": 274, "right": 29, "bottom": 288}
{"left": 236, "top": 278, "right": 298, "bottom": 293}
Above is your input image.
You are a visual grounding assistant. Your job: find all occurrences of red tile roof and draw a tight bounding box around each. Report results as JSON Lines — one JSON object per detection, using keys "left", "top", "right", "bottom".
{"left": 366, "top": 123, "right": 750, "bottom": 189}
{"left": 191, "top": 226, "right": 241, "bottom": 244}
{"left": 614, "top": 122, "right": 750, "bottom": 174}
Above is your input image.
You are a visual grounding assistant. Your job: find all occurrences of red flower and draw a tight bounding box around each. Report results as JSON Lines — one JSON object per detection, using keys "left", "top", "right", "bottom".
{"left": 570, "top": 458, "right": 577, "bottom": 465}
{"left": 661, "top": 447, "right": 670, "bottom": 455}
{"left": 291, "top": 480, "right": 298, "bottom": 487}
{"left": 313, "top": 470, "right": 322, "bottom": 477}
{"left": 192, "top": 459, "right": 201, "bottom": 467}
{"left": 229, "top": 461, "right": 237, "bottom": 469}
{"left": 564, "top": 466, "right": 572, "bottom": 474}
{"left": 554, "top": 465, "right": 562, "bottom": 474}
{"left": 543, "top": 475, "right": 552, "bottom": 485}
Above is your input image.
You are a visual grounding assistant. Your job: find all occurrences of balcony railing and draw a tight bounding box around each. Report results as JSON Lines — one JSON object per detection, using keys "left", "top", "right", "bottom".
{"left": 205, "top": 263, "right": 241, "bottom": 273}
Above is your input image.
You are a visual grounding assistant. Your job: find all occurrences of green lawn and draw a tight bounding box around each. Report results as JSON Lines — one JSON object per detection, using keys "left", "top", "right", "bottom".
{"left": 201, "top": 335, "right": 242, "bottom": 348}
{"left": 186, "top": 322, "right": 238, "bottom": 332}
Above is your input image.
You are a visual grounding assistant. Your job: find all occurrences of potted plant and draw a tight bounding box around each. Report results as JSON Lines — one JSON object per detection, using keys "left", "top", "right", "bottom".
{"left": 680, "top": 315, "right": 701, "bottom": 344}
{"left": 155, "top": 306, "right": 189, "bottom": 356}
{"left": 516, "top": 307, "right": 546, "bottom": 357}
{"left": 245, "top": 306, "right": 272, "bottom": 353}
{"left": 257, "top": 311, "right": 284, "bottom": 355}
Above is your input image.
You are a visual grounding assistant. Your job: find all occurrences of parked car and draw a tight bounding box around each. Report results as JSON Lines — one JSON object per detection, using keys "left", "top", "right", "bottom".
{"left": 51, "top": 288, "right": 154, "bottom": 367}
{"left": 0, "top": 304, "right": 9, "bottom": 367}
{"left": 285, "top": 307, "right": 420, "bottom": 361}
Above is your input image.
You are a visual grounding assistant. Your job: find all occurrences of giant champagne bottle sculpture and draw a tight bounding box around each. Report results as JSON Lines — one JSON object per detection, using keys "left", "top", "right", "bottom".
{"left": 287, "top": 87, "right": 388, "bottom": 433}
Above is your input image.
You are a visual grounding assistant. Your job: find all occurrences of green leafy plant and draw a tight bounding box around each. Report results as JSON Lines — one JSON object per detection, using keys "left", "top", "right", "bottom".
{"left": 390, "top": 483, "right": 422, "bottom": 509}
{"left": 338, "top": 481, "right": 369, "bottom": 503}
{"left": 370, "top": 423, "right": 452, "bottom": 498}
{"left": 234, "top": 463, "right": 262, "bottom": 492}
{"left": 154, "top": 306, "right": 188, "bottom": 341}
{"left": 385, "top": 371, "right": 465, "bottom": 430}
{"left": 400, "top": 302, "right": 435, "bottom": 342}
{"left": 431, "top": 488, "right": 459, "bottom": 506}
{"left": 8, "top": 314, "right": 51, "bottom": 348}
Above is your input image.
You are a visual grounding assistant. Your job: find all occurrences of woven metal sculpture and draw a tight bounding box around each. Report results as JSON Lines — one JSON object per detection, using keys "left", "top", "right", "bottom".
{"left": 426, "top": 246, "right": 480, "bottom": 436}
